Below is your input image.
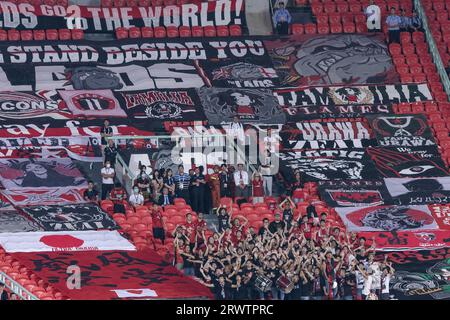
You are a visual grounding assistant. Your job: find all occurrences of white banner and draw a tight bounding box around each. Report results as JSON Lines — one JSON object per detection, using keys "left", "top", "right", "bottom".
{"left": 0, "top": 230, "right": 136, "bottom": 252}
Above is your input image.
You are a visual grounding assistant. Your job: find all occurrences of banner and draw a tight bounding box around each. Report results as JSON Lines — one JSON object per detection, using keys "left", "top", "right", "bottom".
{"left": 367, "top": 114, "right": 436, "bottom": 147}
{"left": 265, "top": 33, "right": 398, "bottom": 86}
{"left": 12, "top": 250, "right": 214, "bottom": 299}
{"left": 360, "top": 230, "right": 450, "bottom": 251}
{"left": 274, "top": 83, "right": 433, "bottom": 108}
{"left": 1, "top": 188, "right": 85, "bottom": 207}
{"left": 383, "top": 249, "right": 450, "bottom": 300}
{"left": 0, "top": 0, "right": 245, "bottom": 32}
{"left": 22, "top": 203, "right": 118, "bottom": 231}
{"left": 0, "top": 90, "right": 72, "bottom": 120}
{"left": 335, "top": 205, "right": 438, "bottom": 232}
{"left": 0, "top": 193, "right": 14, "bottom": 211}
{"left": 279, "top": 120, "right": 376, "bottom": 150}
{"left": 318, "top": 180, "right": 391, "bottom": 207}
{"left": 282, "top": 104, "right": 393, "bottom": 121}
{"left": 367, "top": 147, "right": 449, "bottom": 178}
{"left": 0, "top": 211, "right": 42, "bottom": 233}
{"left": 117, "top": 89, "right": 206, "bottom": 129}
{"left": 0, "top": 230, "right": 135, "bottom": 253}
{"left": 0, "top": 158, "right": 87, "bottom": 189}
{"left": 278, "top": 149, "right": 378, "bottom": 182}
{"left": 0, "top": 38, "right": 273, "bottom": 90}
{"left": 385, "top": 177, "right": 450, "bottom": 205}
{"left": 197, "top": 87, "right": 286, "bottom": 124}
{"left": 429, "top": 205, "right": 450, "bottom": 230}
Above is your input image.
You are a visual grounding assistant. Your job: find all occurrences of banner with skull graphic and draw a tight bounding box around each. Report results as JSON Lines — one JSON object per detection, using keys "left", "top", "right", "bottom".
{"left": 335, "top": 205, "right": 438, "bottom": 232}
{"left": 265, "top": 33, "right": 399, "bottom": 87}
{"left": 278, "top": 149, "right": 378, "bottom": 182}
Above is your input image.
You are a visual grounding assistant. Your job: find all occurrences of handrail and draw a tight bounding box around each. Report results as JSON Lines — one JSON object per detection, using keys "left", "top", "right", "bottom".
{"left": 0, "top": 271, "right": 39, "bottom": 300}
{"left": 414, "top": 0, "right": 450, "bottom": 101}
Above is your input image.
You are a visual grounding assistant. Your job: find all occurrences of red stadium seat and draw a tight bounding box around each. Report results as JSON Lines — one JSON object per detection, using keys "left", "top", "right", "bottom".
{"left": 138, "top": 0, "right": 150, "bottom": 5}
{"left": 192, "top": 26, "right": 204, "bottom": 37}
{"left": 46, "top": 29, "right": 59, "bottom": 40}
{"left": 127, "top": 0, "right": 138, "bottom": 6}
{"left": 154, "top": 26, "right": 167, "bottom": 38}
{"left": 204, "top": 26, "right": 216, "bottom": 37}
{"left": 20, "top": 30, "right": 33, "bottom": 41}
{"left": 116, "top": 27, "right": 129, "bottom": 39}
{"left": 71, "top": 29, "right": 84, "bottom": 40}
{"left": 179, "top": 26, "right": 191, "bottom": 37}
{"left": 330, "top": 23, "right": 343, "bottom": 34}
{"left": 292, "top": 23, "right": 304, "bottom": 35}
{"left": 58, "top": 29, "right": 71, "bottom": 40}
{"left": 166, "top": 26, "right": 179, "bottom": 38}
{"left": 141, "top": 27, "right": 154, "bottom": 38}
{"left": 101, "top": 0, "right": 113, "bottom": 6}
{"left": 229, "top": 25, "right": 242, "bottom": 36}
{"left": 216, "top": 26, "right": 229, "bottom": 37}
{"left": 129, "top": 27, "right": 141, "bottom": 38}
{"left": 318, "top": 24, "right": 330, "bottom": 34}
{"left": 7, "top": 30, "right": 20, "bottom": 41}
{"left": 305, "top": 23, "right": 317, "bottom": 34}
{"left": 0, "top": 30, "right": 7, "bottom": 41}
{"left": 316, "top": 14, "right": 328, "bottom": 25}
{"left": 329, "top": 13, "right": 341, "bottom": 24}
{"left": 113, "top": 0, "right": 126, "bottom": 6}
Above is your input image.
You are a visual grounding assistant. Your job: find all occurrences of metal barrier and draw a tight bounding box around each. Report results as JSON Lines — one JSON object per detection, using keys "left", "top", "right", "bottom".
{"left": 414, "top": 0, "right": 450, "bottom": 101}
{"left": 0, "top": 271, "right": 39, "bottom": 300}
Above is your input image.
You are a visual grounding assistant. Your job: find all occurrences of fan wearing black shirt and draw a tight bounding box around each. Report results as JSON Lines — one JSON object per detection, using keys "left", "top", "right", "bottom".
{"left": 83, "top": 180, "right": 99, "bottom": 203}
{"left": 213, "top": 275, "right": 232, "bottom": 300}
{"left": 265, "top": 259, "right": 283, "bottom": 300}
{"left": 217, "top": 206, "right": 231, "bottom": 233}
{"left": 0, "top": 283, "right": 8, "bottom": 300}
{"left": 104, "top": 139, "right": 118, "bottom": 166}
{"left": 100, "top": 119, "right": 113, "bottom": 153}
{"left": 311, "top": 267, "right": 328, "bottom": 300}
{"left": 258, "top": 218, "right": 272, "bottom": 237}
{"left": 279, "top": 197, "right": 295, "bottom": 232}
{"left": 269, "top": 213, "right": 286, "bottom": 234}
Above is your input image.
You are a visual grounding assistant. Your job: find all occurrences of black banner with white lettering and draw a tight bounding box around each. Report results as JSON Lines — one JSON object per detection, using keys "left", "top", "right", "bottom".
{"left": 318, "top": 180, "right": 392, "bottom": 207}
{"left": 0, "top": 38, "right": 272, "bottom": 91}
{"left": 367, "top": 114, "right": 436, "bottom": 147}
{"left": 116, "top": 89, "right": 206, "bottom": 130}
{"left": 279, "top": 120, "right": 377, "bottom": 150}
{"left": 274, "top": 83, "right": 433, "bottom": 108}
{"left": 0, "top": 0, "right": 245, "bottom": 32}
{"left": 278, "top": 149, "right": 378, "bottom": 182}
{"left": 22, "top": 203, "right": 119, "bottom": 231}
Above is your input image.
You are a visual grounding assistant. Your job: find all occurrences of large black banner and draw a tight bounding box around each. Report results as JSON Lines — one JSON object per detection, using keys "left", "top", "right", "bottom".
{"left": 318, "top": 180, "right": 391, "bottom": 207}
{"left": 274, "top": 83, "right": 433, "bottom": 108}
{"left": 367, "top": 114, "right": 436, "bottom": 147}
{"left": 116, "top": 89, "right": 206, "bottom": 129}
{"left": 279, "top": 120, "right": 377, "bottom": 150}
{"left": 367, "top": 146, "right": 449, "bottom": 178}
{"left": 385, "top": 177, "right": 450, "bottom": 205}
{"left": 0, "top": 38, "right": 273, "bottom": 91}
{"left": 0, "top": 0, "right": 245, "bottom": 32}
{"left": 383, "top": 249, "right": 450, "bottom": 300}
{"left": 196, "top": 87, "right": 286, "bottom": 124}
{"left": 278, "top": 149, "right": 378, "bottom": 182}
{"left": 22, "top": 203, "right": 119, "bottom": 231}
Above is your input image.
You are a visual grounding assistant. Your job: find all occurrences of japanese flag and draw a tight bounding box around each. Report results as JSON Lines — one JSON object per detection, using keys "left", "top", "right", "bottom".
{"left": 112, "top": 289, "right": 158, "bottom": 298}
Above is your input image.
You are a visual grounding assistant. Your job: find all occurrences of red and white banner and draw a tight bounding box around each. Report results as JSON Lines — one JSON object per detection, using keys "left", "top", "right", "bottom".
{"left": 359, "top": 230, "right": 450, "bottom": 251}
{"left": 429, "top": 204, "right": 450, "bottom": 230}
{"left": 335, "top": 205, "right": 438, "bottom": 232}
{"left": 0, "top": 230, "right": 135, "bottom": 252}
{"left": 1, "top": 188, "right": 85, "bottom": 207}
{"left": 112, "top": 289, "right": 158, "bottom": 299}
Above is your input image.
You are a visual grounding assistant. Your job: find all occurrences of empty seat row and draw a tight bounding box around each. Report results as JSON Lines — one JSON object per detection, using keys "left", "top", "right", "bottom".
{"left": 116, "top": 25, "right": 242, "bottom": 39}
{"left": 0, "top": 29, "right": 84, "bottom": 41}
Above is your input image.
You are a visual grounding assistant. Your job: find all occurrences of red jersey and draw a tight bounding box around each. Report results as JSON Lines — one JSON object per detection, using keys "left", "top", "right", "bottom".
{"left": 150, "top": 209, "right": 164, "bottom": 229}
{"left": 252, "top": 179, "right": 264, "bottom": 197}
{"left": 110, "top": 188, "right": 126, "bottom": 204}
{"left": 184, "top": 221, "right": 196, "bottom": 243}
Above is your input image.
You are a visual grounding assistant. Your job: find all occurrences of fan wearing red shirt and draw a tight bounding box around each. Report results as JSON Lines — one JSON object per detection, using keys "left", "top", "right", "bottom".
{"left": 230, "top": 215, "right": 248, "bottom": 238}
{"left": 183, "top": 213, "right": 197, "bottom": 249}
{"left": 195, "top": 212, "right": 207, "bottom": 248}
{"left": 150, "top": 203, "right": 165, "bottom": 245}
{"left": 251, "top": 173, "right": 264, "bottom": 204}
{"left": 109, "top": 182, "right": 127, "bottom": 214}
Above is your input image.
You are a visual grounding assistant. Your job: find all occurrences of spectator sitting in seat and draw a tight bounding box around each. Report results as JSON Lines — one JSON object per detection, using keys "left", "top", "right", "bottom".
{"left": 273, "top": 1, "right": 292, "bottom": 35}
{"left": 409, "top": 10, "right": 422, "bottom": 32}
{"left": 158, "top": 187, "right": 174, "bottom": 207}
{"left": 83, "top": 180, "right": 99, "bottom": 203}
{"left": 129, "top": 186, "right": 144, "bottom": 208}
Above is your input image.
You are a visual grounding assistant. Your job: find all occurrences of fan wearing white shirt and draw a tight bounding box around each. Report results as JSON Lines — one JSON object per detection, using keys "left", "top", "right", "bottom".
{"left": 129, "top": 187, "right": 144, "bottom": 207}
{"left": 228, "top": 116, "right": 245, "bottom": 144}
{"left": 263, "top": 128, "right": 281, "bottom": 154}
{"left": 233, "top": 163, "right": 249, "bottom": 199}
{"left": 100, "top": 160, "right": 115, "bottom": 200}
{"left": 381, "top": 260, "right": 395, "bottom": 300}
